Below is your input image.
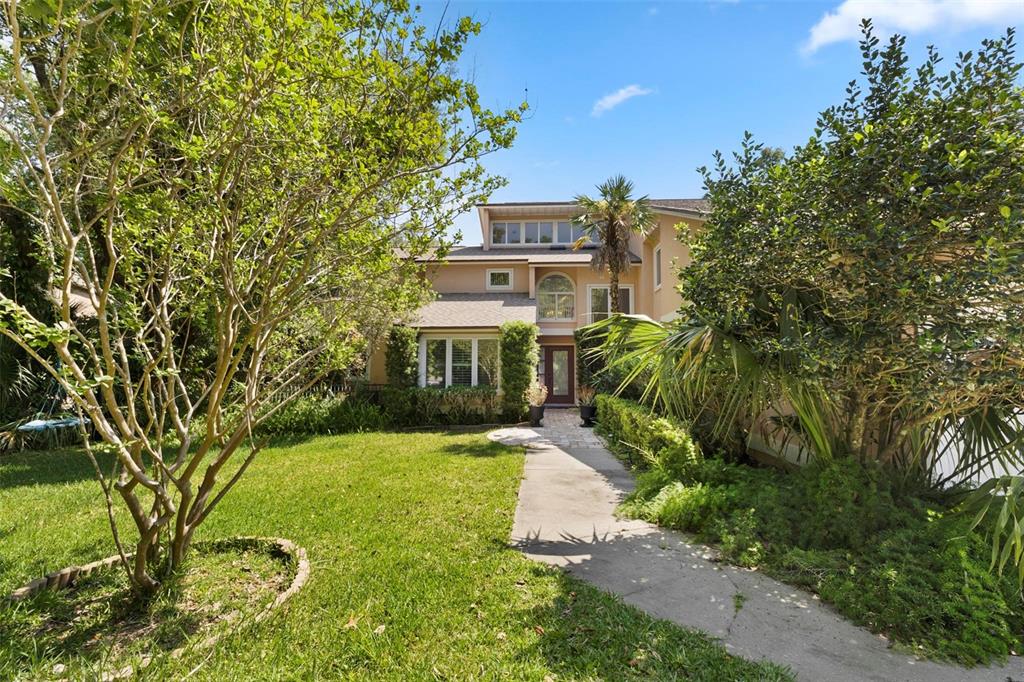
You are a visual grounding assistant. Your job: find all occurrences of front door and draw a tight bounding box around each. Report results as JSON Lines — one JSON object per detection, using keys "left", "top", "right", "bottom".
{"left": 539, "top": 345, "right": 574, "bottom": 405}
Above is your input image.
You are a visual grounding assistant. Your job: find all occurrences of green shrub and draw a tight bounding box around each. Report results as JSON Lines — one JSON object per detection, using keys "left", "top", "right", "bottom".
{"left": 595, "top": 395, "right": 701, "bottom": 475}
{"left": 499, "top": 321, "right": 538, "bottom": 420}
{"left": 258, "top": 395, "right": 386, "bottom": 437}
{"left": 384, "top": 326, "right": 418, "bottom": 387}
{"left": 376, "top": 386, "right": 501, "bottom": 427}
{"left": 619, "top": 452, "right": 1024, "bottom": 665}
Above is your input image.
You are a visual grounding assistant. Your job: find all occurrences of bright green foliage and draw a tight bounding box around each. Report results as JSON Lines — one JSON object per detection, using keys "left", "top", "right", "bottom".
{"left": 374, "top": 386, "right": 502, "bottom": 426}
{"left": 596, "top": 394, "right": 702, "bottom": 477}
{"left": 0, "top": 435, "right": 791, "bottom": 680}
{"left": 255, "top": 396, "right": 387, "bottom": 437}
{"left": 498, "top": 321, "right": 539, "bottom": 419}
{"left": 591, "top": 23, "right": 1024, "bottom": 581}
{"left": 572, "top": 175, "right": 655, "bottom": 313}
{"left": 385, "top": 326, "right": 419, "bottom": 388}
{"left": 683, "top": 23, "right": 1024, "bottom": 473}
{"left": 0, "top": 0, "right": 523, "bottom": 592}
{"left": 618, "top": 453, "right": 1024, "bottom": 664}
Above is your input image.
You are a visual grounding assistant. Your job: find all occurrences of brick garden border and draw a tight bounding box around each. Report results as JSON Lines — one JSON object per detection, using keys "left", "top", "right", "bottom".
{"left": 4, "top": 537, "right": 310, "bottom": 677}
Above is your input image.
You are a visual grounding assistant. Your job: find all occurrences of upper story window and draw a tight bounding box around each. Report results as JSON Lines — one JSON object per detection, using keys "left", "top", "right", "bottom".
{"left": 589, "top": 285, "right": 632, "bottom": 322}
{"left": 486, "top": 268, "right": 513, "bottom": 291}
{"left": 538, "top": 274, "right": 575, "bottom": 320}
{"left": 491, "top": 220, "right": 599, "bottom": 246}
{"left": 654, "top": 245, "right": 663, "bottom": 290}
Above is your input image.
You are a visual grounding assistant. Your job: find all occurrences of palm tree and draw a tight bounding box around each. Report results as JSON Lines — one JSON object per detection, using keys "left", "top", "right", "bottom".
{"left": 573, "top": 175, "right": 655, "bottom": 314}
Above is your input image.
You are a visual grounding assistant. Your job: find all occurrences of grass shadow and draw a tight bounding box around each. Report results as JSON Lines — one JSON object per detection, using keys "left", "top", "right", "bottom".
{"left": 440, "top": 440, "right": 509, "bottom": 458}
{"left": 503, "top": 559, "right": 792, "bottom": 681}
{"left": 0, "top": 448, "right": 109, "bottom": 489}
{"left": 0, "top": 542, "right": 289, "bottom": 679}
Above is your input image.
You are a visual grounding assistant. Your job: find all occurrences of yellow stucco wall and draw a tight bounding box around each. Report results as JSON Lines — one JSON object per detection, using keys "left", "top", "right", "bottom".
{"left": 428, "top": 262, "right": 531, "bottom": 294}
{"left": 643, "top": 214, "right": 701, "bottom": 321}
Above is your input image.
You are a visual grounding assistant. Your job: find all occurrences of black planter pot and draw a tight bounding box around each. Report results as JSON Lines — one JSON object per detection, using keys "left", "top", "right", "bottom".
{"left": 528, "top": 404, "right": 545, "bottom": 427}
{"left": 579, "top": 404, "right": 597, "bottom": 427}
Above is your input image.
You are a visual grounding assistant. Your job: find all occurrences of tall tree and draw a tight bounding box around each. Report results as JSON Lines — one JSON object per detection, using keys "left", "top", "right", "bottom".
{"left": 572, "top": 175, "right": 655, "bottom": 313}
{"left": 0, "top": 0, "right": 522, "bottom": 593}
{"left": 594, "top": 23, "right": 1024, "bottom": 577}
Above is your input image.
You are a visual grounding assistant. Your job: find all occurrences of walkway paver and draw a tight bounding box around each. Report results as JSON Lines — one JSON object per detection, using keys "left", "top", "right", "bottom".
{"left": 491, "top": 408, "right": 1024, "bottom": 682}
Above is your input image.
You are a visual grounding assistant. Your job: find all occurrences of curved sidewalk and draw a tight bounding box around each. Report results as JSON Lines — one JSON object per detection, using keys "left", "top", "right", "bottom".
{"left": 491, "top": 408, "right": 1024, "bottom": 682}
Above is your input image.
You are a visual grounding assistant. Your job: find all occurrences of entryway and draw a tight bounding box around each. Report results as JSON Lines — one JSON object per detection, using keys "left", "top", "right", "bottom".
{"left": 538, "top": 345, "right": 574, "bottom": 405}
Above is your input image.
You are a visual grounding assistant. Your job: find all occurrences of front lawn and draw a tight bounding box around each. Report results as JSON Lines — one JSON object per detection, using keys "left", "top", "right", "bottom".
{"left": 0, "top": 431, "right": 789, "bottom": 680}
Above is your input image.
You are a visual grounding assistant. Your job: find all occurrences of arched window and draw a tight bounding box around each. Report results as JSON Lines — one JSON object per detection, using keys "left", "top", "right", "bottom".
{"left": 538, "top": 274, "right": 575, "bottom": 320}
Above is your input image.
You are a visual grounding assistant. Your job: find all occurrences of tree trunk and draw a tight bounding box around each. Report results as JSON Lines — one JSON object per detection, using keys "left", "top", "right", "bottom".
{"left": 610, "top": 268, "right": 620, "bottom": 314}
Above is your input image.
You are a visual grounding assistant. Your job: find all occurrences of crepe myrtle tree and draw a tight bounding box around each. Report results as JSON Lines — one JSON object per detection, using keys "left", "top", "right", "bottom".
{"left": 0, "top": 0, "right": 523, "bottom": 594}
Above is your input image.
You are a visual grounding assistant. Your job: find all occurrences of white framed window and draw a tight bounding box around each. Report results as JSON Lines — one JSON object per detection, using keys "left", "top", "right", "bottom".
{"left": 588, "top": 284, "right": 633, "bottom": 322}
{"left": 490, "top": 219, "right": 599, "bottom": 246}
{"left": 418, "top": 336, "right": 501, "bottom": 388}
{"left": 654, "top": 245, "right": 663, "bottom": 290}
{"left": 486, "top": 268, "right": 513, "bottom": 291}
{"left": 538, "top": 273, "right": 576, "bottom": 321}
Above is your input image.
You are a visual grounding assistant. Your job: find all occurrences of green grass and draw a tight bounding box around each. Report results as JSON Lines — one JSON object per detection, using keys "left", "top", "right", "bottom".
{"left": 0, "top": 431, "right": 790, "bottom": 680}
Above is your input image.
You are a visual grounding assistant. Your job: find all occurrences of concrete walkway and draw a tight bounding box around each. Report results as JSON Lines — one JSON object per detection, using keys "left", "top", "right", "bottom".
{"left": 491, "top": 408, "right": 1024, "bottom": 682}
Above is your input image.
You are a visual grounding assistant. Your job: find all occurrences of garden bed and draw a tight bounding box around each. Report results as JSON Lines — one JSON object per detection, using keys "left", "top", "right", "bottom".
{"left": 596, "top": 395, "right": 1024, "bottom": 666}
{"left": 0, "top": 537, "right": 308, "bottom": 680}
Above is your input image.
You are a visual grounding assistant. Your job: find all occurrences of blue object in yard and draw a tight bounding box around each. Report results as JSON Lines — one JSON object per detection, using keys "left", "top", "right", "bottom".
{"left": 16, "top": 417, "right": 89, "bottom": 433}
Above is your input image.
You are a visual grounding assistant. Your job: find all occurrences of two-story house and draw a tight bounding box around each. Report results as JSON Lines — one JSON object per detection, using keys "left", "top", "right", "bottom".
{"left": 368, "top": 198, "right": 707, "bottom": 405}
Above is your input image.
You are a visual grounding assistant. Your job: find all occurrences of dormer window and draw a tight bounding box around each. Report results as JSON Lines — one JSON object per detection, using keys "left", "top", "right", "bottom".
{"left": 487, "top": 268, "right": 513, "bottom": 291}
{"left": 490, "top": 220, "right": 594, "bottom": 246}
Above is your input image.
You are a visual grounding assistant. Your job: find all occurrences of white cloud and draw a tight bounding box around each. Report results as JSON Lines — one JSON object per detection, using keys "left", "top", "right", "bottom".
{"left": 591, "top": 84, "right": 654, "bottom": 117}
{"left": 802, "top": 0, "right": 1024, "bottom": 55}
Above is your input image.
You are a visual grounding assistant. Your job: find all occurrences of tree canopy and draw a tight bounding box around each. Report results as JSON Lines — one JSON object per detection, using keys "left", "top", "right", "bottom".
{"left": 0, "top": 0, "right": 522, "bottom": 592}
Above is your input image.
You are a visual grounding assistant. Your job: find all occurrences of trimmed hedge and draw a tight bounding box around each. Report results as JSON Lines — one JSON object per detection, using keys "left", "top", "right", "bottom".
{"left": 595, "top": 394, "right": 701, "bottom": 478}
{"left": 374, "top": 386, "right": 502, "bottom": 426}
{"left": 258, "top": 395, "right": 387, "bottom": 436}
{"left": 385, "top": 326, "right": 418, "bottom": 387}
{"left": 499, "top": 321, "right": 539, "bottom": 420}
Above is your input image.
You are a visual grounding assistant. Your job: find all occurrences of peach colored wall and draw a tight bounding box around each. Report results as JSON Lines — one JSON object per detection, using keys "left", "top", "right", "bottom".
{"left": 533, "top": 265, "right": 639, "bottom": 328}
{"left": 644, "top": 214, "right": 701, "bottom": 321}
{"left": 368, "top": 345, "right": 388, "bottom": 384}
{"left": 428, "top": 262, "right": 531, "bottom": 294}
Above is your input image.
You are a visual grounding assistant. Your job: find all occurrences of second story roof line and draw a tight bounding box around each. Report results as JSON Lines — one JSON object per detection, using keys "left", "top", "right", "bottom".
{"left": 475, "top": 198, "right": 709, "bottom": 218}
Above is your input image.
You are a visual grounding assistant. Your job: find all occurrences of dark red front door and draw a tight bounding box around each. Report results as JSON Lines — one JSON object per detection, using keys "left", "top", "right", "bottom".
{"left": 540, "top": 345, "right": 575, "bottom": 405}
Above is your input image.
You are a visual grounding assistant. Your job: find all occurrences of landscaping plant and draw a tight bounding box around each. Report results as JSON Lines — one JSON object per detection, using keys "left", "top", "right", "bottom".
{"left": 592, "top": 23, "right": 1024, "bottom": 578}
{"left": 602, "top": 396, "right": 1023, "bottom": 664}
{"left": 385, "top": 326, "right": 419, "bottom": 388}
{"left": 0, "top": 0, "right": 522, "bottom": 594}
{"left": 498, "top": 321, "right": 539, "bottom": 419}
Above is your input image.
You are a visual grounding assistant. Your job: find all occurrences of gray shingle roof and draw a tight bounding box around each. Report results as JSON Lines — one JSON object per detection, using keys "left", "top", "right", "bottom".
{"left": 416, "top": 246, "right": 641, "bottom": 264}
{"left": 475, "top": 198, "right": 709, "bottom": 215}
{"left": 414, "top": 293, "right": 536, "bottom": 328}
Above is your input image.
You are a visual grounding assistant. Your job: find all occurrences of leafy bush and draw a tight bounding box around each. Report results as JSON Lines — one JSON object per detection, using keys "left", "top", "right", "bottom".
{"left": 595, "top": 395, "right": 701, "bottom": 476}
{"left": 375, "top": 386, "right": 502, "bottom": 427}
{"left": 618, "top": 453, "right": 1024, "bottom": 664}
{"left": 385, "top": 326, "right": 418, "bottom": 387}
{"left": 257, "top": 395, "right": 386, "bottom": 437}
{"left": 499, "top": 321, "right": 538, "bottom": 420}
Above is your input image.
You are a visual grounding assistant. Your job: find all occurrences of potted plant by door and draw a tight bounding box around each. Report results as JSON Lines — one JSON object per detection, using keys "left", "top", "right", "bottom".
{"left": 577, "top": 386, "right": 597, "bottom": 426}
{"left": 525, "top": 383, "right": 548, "bottom": 427}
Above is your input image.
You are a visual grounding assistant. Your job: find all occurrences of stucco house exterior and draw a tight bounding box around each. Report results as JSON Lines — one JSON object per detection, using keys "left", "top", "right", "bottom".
{"left": 367, "top": 198, "right": 708, "bottom": 405}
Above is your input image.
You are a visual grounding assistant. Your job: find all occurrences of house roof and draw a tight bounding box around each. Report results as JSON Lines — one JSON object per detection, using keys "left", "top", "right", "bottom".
{"left": 415, "top": 246, "right": 641, "bottom": 264}
{"left": 476, "top": 198, "right": 709, "bottom": 217}
{"left": 414, "top": 293, "right": 537, "bottom": 328}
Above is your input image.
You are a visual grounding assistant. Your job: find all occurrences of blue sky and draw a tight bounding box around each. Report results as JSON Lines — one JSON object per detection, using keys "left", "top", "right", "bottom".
{"left": 418, "top": 1, "right": 1024, "bottom": 243}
